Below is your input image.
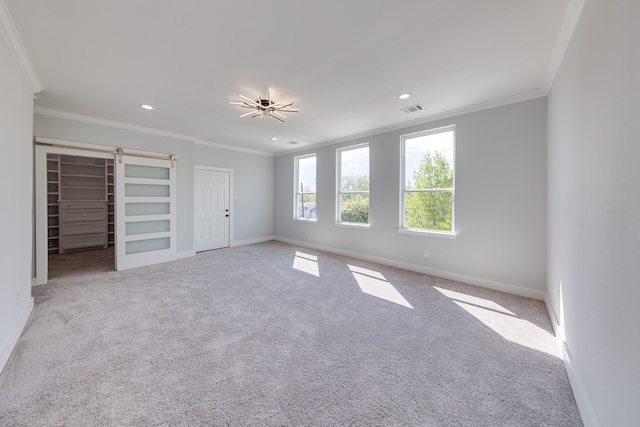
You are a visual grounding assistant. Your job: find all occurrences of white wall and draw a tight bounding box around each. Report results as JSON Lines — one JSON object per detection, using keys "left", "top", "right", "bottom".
{"left": 0, "top": 34, "right": 35, "bottom": 371}
{"left": 194, "top": 143, "right": 274, "bottom": 243}
{"left": 275, "top": 98, "right": 548, "bottom": 297}
{"left": 33, "top": 114, "right": 275, "bottom": 257}
{"left": 547, "top": 0, "right": 640, "bottom": 425}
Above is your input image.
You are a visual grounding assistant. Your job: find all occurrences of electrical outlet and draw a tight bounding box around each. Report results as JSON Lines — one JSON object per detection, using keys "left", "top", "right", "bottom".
{"left": 424, "top": 250, "right": 430, "bottom": 257}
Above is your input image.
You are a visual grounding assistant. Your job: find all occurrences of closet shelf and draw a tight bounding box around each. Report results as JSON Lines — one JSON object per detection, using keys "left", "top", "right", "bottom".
{"left": 60, "top": 162, "right": 105, "bottom": 167}
{"left": 60, "top": 173, "right": 104, "bottom": 178}
{"left": 47, "top": 154, "right": 114, "bottom": 254}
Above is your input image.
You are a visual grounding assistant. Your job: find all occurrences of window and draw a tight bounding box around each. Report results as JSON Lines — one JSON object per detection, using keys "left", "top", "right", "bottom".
{"left": 401, "top": 126, "right": 455, "bottom": 233}
{"left": 337, "top": 144, "right": 369, "bottom": 225}
{"left": 294, "top": 154, "right": 317, "bottom": 220}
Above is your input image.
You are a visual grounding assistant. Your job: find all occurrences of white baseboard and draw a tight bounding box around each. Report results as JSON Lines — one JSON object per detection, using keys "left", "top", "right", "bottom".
{"left": 0, "top": 296, "right": 34, "bottom": 374}
{"left": 231, "top": 235, "right": 275, "bottom": 247}
{"left": 274, "top": 236, "right": 546, "bottom": 300}
{"left": 545, "top": 296, "right": 598, "bottom": 427}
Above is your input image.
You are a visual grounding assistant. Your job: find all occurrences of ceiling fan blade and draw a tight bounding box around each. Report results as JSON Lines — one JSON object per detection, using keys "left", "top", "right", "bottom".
{"left": 239, "top": 95, "right": 260, "bottom": 107}
{"left": 273, "top": 102, "right": 295, "bottom": 110}
{"left": 269, "top": 112, "right": 285, "bottom": 123}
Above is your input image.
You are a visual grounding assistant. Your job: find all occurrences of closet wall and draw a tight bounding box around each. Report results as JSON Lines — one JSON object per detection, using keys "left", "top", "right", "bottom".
{"left": 46, "top": 154, "right": 114, "bottom": 253}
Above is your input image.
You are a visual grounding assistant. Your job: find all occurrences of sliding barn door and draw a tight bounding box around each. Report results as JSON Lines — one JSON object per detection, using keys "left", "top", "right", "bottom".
{"left": 115, "top": 156, "right": 176, "bottom": 270}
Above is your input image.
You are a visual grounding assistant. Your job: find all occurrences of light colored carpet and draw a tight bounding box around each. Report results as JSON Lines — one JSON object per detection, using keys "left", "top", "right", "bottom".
{"left": 0, "top": 241, "right": 582, "bottom": 426}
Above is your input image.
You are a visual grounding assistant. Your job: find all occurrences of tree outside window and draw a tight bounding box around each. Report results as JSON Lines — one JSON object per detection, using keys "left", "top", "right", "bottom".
{"left": 337, "top": 144, "right": 369, "bottom": 224}
{"left": 402, "top": 127, "right": 455, "bottom": 233}
{"left": 294, "top": 154, "right": 317, "bottom": 220}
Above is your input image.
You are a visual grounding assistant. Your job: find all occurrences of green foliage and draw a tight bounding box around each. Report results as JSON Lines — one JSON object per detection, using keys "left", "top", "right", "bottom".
{"left": 405, "top": 151, "right": 453, "bottom": 231}
{"left": 340, "top": 194, "right": 369, "bottom": 223}
{"left": 340, "top": 175, "right": 369, "bottom": 223}
{"left": 341, "top": 175, "right": 369, "bottom": 192}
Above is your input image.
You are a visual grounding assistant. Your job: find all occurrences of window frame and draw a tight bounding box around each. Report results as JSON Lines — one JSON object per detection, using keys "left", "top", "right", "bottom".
{"left": 399, "top": 125, "right": 456, "bottom": 237}
{"left": 293, "top": 153, "right": 317, "bottom": 221}
{"left": 336, "top": 143, "right": 370, "bottom": 227}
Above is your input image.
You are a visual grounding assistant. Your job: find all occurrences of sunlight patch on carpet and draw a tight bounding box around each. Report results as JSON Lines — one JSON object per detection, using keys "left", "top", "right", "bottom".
{"left": 433, "top": 287, "right": 516, "bottom": 315}
{"left": 349, "top": 265, "right": 413, "bottom": 309}
{"left": 434, "top": 287, "right": 559, "bottom": 358}
{"left": 293, "top": 251, "right": 319, "bottom": 277}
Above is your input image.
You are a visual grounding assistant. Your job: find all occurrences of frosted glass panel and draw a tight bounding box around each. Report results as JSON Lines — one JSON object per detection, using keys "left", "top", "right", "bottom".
{"left": 125, "top": 202, "right": 170, "bottom": 216}
{"left": 126, "top": 237, "right": 170, "bottom": 254}
{"left": 125, "top": 183, "right": 170, "bottom": 197}
{"left": 126, "top": 220, "right": 170, "bottom": 235}
{"left": 125, "top": 164, "right": 170, "bottom": 179}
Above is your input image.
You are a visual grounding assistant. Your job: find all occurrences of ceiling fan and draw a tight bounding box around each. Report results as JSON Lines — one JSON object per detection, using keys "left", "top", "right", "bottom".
{"left": 229, "top": 90, "right": 298, "bottom": 122}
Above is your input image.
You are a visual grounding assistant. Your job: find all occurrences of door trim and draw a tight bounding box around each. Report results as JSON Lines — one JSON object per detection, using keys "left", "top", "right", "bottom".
{"left": 34, "top": 138, "right": 115, "bottom": 285}
{"left": 194, "top": 165, "right": 234, "bottom": 251}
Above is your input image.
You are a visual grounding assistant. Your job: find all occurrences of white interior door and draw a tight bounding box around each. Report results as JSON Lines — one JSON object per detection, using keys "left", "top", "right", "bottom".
{"left": 116, "top": 155, "right": 176, "bottom": 270}
{"left": 196, "top": 169, "right": 230, "bottom": 252}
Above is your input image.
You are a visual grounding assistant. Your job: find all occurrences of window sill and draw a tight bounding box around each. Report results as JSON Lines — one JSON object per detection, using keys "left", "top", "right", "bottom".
{"left": 334, "top": 222, "right": 371, "bottom": 230}
{"left": 397, "top": 228, "right": 457, "bottom": 239}
{"left": 292, "top": 218, "right": 318, "bottom": 224}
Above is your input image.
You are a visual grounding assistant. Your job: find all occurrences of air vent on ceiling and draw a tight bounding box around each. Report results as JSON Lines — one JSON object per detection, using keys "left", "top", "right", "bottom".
{"left": 285, "top": 140, "right": 299, "bottom": 145}
{"left": 401, "top": 104, "right": 424, "bottom": 114}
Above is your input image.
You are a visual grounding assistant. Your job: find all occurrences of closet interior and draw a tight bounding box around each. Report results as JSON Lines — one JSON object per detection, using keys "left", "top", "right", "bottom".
{"left": 46, "top": 154, "right": 115, "bottom": 272}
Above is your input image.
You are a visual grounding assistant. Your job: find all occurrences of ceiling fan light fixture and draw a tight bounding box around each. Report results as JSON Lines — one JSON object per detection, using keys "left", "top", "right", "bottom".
{"left": 230, "top": 90, "right": 298, "bottom": 123}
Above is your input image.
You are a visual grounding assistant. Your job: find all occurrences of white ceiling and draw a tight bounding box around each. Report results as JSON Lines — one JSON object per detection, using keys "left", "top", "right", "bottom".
{"left": 6, "top": 0, "right": 569, "bottom": 154}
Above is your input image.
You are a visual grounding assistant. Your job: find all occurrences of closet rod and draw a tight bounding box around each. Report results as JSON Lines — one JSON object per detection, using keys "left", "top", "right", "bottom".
{"left": 35, "top": 141, "right": 176, "bottom": 168}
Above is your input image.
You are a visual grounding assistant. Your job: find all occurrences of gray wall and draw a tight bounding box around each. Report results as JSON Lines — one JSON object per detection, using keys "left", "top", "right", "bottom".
{"left": 33, "top": 115, "right": 274, "bottom": 256}
{"left": 275, "top": 98, "right": 548, "bottom": 296}
{"left": 547, "top": 0, "right": 640, "bottom": 424}
{"left": 0, "top": 35, "right": 35, "bottom": 370}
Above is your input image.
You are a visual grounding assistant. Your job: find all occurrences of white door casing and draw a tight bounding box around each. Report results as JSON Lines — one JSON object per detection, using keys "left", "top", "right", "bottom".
{"left": 116, "top": 155, "right": 177, "bottom": 270}
{"left": 35, "top": 139, "right": 114, "bottom": 284}
{"left": 195, "top": 168, "right": 230, "bottom": 252}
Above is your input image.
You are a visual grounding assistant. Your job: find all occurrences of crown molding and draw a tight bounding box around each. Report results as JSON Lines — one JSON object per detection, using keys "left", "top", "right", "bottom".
{"left": 275, "top": 89, "right": 545, "bottom": 156}
{"left": 195, "top": 139, "right": 273, "bottom": 157}
{"left": 34, "top": 107, "right": 195, "bottom": 141}
{"left": 0, "top": 0, "right": 43, "bottom": 93}
{"left": 34, "top": 106, "right": 274, "bottom": 156}
{"left": 542, "top": 0, "right": 586, "bottom": 94}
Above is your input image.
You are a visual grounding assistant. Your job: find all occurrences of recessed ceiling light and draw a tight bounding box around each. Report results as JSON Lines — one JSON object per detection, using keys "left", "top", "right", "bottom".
{"left": 139, "top": 104, "right": 154, "bottom": 110}
{"left": 271, "top": 137, "right": 278, "bottom": 141}
{"left": 398, "top": 93, "right": 411, "bottom": 100}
